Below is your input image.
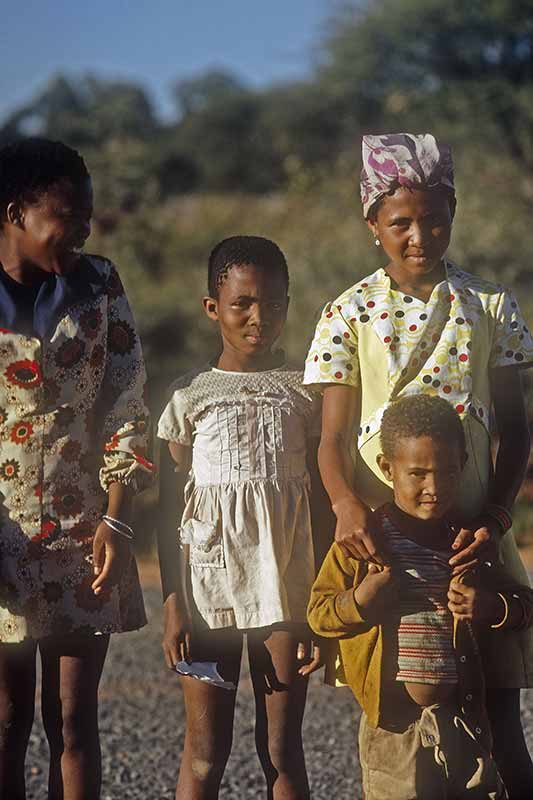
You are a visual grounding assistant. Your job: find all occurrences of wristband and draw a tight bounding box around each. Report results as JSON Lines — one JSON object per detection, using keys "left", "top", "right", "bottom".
{"left": 485, "top": 504, "right": 513, "bottom": 536}
{"left": 102, "top": 514, "right": 134, "bottom": 541}
{"left": 491, "top": 592, "right": 509, "bottom": 629}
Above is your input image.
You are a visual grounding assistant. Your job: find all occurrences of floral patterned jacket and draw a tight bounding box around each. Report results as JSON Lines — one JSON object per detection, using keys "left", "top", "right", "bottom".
{"left": 0, "top": 255, "right": 151, "bottom": 641}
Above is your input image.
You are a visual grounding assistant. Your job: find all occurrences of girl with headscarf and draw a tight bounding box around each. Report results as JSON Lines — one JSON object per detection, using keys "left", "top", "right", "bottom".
{"left": 304, "top": 133, "right": 533, "bottom": 797}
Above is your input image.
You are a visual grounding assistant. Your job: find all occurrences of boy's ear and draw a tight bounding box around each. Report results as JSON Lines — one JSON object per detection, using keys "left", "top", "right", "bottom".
{"left": 376, "top": 453, "right": 393, "bottom": 482}
{"left": 202, "top": 296, "right": 218, "bottom": 321}
{"left": 6, "top": 201, "right": 24, "bottom": 228}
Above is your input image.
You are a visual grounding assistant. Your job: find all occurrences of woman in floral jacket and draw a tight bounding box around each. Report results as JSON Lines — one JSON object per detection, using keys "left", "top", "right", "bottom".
{"left": 0, "top": 138, "right": 152, "bottom": 799}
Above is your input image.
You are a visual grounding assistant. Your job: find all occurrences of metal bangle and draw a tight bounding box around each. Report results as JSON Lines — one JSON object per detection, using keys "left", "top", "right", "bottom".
{"left": 103, "top": 520, "right": 134, "bottom": 540}
{"left": 102, "top": 515, "right": 134, "bottom": 540}
{"left": 491, "top": 592, "right": 509, "bottom": 629}
{"left": 103, "top": 514, "right": 134, "bottom": 535}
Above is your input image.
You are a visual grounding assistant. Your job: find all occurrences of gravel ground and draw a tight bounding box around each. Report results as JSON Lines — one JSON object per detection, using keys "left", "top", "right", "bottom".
{"left": 24, "top": 581, "right": 533, "bottom": 799}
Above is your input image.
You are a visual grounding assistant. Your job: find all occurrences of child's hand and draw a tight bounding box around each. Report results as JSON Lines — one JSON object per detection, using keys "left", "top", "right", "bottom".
{"left": 91, "top": 520, "right": 131, "bottom": 595}
{"left": 333, "top": 496, "right": 387, "bottom": 565}
{"left": 449, "top": 517, "right": 500, "bottom": 575}
{"left": 296, "top": 639, "right": 323, "bottom": 677}
{"left": 354, "top": 564, "right": 397, "bottom": 623}
{"left": 163, "top": 595, "right": 192, "bottom": 667}
{"left": 447, "top": 579, "right": 504, "bottom": 624}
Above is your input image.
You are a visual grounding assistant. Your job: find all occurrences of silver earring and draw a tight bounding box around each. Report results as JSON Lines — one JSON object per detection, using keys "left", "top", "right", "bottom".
{"left": 375, "top": 238, "right": 380, "bottom": 247}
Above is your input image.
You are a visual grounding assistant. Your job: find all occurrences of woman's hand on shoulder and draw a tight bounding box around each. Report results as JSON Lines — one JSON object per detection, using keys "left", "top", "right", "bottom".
{"left": 163, "top": 594, "right": 193, "bottom": 668}
{"left": 91, "top": 520, "right": 132, "bottom": 595}
{"left": 333, "top": 496, "right": 386, "bottom": 564}
{"left": 449, "top": 517, "right": 500, "bottom": 575}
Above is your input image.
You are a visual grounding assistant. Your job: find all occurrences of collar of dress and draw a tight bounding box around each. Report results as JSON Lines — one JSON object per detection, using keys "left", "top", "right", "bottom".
{"left": 0, "top": 256, "right": 104, "bottom": 340}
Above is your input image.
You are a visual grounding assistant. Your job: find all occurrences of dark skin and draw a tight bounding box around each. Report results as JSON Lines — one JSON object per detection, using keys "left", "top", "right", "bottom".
{"left": 319, "top": 183, "right": 533, "bottom": 794}
{"left": 356, "top": 435, "right": 522, "bottom": 707}
{"left": 0, "top": 178, "right": 134, "bottom": 799}
{"left": 0, "top": 178, "right": 133, "bottom": 594}
{"left": 320, "top": 186, "right": 529, "bottom": 570}
{"left": 0, "top": 177, "right": 93, "bottom": 282}
{"left": 158, "top": 263, "right": 331, "bottom": 799}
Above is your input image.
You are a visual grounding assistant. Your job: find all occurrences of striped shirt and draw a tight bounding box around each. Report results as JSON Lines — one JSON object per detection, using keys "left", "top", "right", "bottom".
{"left": 381, "top": 511, "right": 458, "bottom": 685}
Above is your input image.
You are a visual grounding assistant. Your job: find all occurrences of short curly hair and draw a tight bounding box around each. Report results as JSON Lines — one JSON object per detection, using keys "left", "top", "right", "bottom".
{"left": 0, "top": 138, "right": 89, "bottom": 226}
{"left": 380, "top": 394, "right": 466, "bottom": 460}
{"left": 207, "top": 235, "right": 289, "bottom": 298}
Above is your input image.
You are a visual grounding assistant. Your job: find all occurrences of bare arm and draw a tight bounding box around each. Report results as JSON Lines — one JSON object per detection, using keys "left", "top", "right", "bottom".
{"left": 450, "top": 366, "right": 530, "bottom": 569}
{"left": 157, "top": 441, "right": 193, "bottom": 666}
{"left": 296, "top": 437, "right": 337, "bottom": 676}
{"left": 157, "top": 442, "right": 190, "bottom": 600}
{"left": 318, "top": 384, "right": 385, "bottom": 564}
{"left": 307, "top": 437, "right": 336, "bottom": 569}
{"left": 91, "top": 482, "right": 134, "bottom": 595}
{"left": 318, "top": 385, "right": 358, "bottom": 508}
{"left": 491, "top": 366, "right": 530, "bottom": 508}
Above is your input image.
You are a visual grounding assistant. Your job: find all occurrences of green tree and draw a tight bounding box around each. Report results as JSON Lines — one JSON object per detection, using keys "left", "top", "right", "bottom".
{"left": 320, "top": 0, "right": 533, "bottom": 172}
{"left": 1, "top": 74, "right": 157, "bottom": 147}
{"left": 174, "top": 70, "right": 246, "bottom": 116}
{"left": 172, "top": 70, "right": 280, "bottom": 191}
{"left": 259, "top": 82, "right": 344, "bottom": 175}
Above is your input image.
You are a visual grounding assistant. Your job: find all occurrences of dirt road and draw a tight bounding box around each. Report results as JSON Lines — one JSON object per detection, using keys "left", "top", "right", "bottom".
{"left": 25, "top": 579, "right": 533, "bottom": 799}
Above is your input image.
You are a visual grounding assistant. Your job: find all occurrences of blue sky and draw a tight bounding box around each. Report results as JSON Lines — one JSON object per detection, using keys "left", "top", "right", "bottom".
{"left": 0, "top": 0, "right": 333, "bottom": 122}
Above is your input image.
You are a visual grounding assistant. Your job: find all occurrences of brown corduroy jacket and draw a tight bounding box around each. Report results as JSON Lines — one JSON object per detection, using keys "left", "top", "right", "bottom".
{"left": 308, "top": 541, "right": 533, "bottom": 748}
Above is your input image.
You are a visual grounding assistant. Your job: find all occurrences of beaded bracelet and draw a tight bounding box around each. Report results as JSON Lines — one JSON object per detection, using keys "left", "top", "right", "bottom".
{"left": 491, "top": 592, "right": 509, "bottom": 629}
{"left": 485, "top": 503, "right": 513, "bottom": 536}
{"left": 102, "top": 514, "right": 134, "bottom": 541}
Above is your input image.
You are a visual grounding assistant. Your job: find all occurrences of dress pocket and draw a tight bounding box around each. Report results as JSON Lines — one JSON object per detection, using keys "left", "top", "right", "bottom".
{"left": 180, "top": 518, "right": 225, "bottom": 569}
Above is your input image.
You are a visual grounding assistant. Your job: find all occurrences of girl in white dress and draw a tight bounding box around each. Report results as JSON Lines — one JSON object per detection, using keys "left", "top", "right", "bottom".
{"left": 157, "top": 236, "right": 328, "bottom": 800}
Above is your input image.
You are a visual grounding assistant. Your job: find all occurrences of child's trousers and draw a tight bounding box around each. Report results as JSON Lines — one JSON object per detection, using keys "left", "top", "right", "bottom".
{"left": 359, "top": 704, "right": 507, "bottom": 799}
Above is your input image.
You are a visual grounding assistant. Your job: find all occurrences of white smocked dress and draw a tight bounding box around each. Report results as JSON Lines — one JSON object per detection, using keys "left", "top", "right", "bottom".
{"left": 157, "top": 366, "right": 321, "bottom": 630}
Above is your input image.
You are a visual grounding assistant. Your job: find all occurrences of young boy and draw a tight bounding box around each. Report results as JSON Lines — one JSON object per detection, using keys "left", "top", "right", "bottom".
{"left": 308, "top": 394, "right": 533, "bottom": 799}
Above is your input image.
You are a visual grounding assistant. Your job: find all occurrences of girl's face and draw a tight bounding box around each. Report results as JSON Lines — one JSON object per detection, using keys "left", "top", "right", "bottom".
{"left": 367, "top": 186, "right": 453, "bottom": 281}
{"left": 9, "top": 177, "right": 93, "bottom": 275}
{"left": 203, "top": 263, "right": 289, "bottom": 368}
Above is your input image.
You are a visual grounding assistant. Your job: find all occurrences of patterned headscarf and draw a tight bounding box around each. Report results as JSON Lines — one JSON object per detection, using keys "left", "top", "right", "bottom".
{"left": 360, "top": 133, "right": 454, "bottom": 218}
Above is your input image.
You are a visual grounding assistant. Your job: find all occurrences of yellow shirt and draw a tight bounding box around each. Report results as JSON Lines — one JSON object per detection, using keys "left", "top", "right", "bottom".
{"left": 304, "top": 262, "right": 533, "bottom": 686}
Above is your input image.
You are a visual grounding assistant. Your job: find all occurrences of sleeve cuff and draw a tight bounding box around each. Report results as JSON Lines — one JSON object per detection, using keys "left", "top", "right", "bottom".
{"left": 99, "top": 453, "right": 155, "bottom": 493}
{"left": 334, "top": 588, "right": 366, "bottom": 626}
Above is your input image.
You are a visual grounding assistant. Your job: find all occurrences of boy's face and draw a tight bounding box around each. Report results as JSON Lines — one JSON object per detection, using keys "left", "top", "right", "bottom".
{"left": 377, "top": 435, "right": 465, "bottom": 521}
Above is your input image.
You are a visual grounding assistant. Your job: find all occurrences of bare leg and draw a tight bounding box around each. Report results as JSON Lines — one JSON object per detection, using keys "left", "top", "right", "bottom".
{"left": 0, "top": 639, "right": 37, "bottom": 800}
{"left": 175, "top": 628, "right": 242, "bottom": 800}
{"left": 39, "top": 633, "right": 109, "bottom": 800}
{"left": 248, "top": 627, "right": 310, "bottom": 800}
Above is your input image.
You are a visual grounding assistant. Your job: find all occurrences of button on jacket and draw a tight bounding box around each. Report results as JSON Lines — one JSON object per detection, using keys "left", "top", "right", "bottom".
{"left": 307, "top": 540, "right": 533, "bottom": 751}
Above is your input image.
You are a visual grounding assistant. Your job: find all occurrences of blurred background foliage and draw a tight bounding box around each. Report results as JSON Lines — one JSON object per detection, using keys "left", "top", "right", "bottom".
{"left": 2, "top": 0, "right": 533, "bottom": 544}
